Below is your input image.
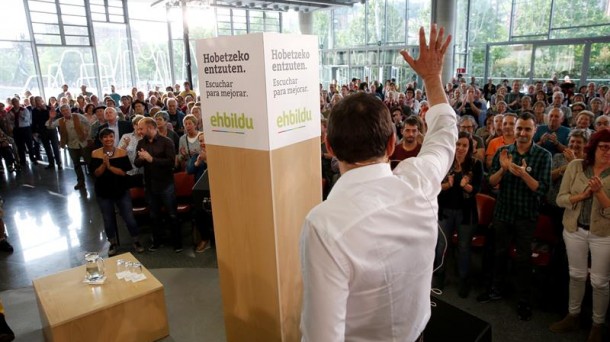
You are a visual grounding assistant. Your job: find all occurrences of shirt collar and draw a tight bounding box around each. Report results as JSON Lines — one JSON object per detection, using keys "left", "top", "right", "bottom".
{"left": 327, "top": 162, "right": 393, "bottom": 200}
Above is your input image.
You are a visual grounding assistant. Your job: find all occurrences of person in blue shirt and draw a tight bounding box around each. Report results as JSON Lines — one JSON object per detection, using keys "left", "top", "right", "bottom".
{"left": 533, "top": 107, "right": 570, "bottom": 155}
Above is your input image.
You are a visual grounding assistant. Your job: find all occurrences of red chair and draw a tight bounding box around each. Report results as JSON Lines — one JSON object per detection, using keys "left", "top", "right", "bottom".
{"left": 129, "top": 187, "right": 149, "bottom": 216}
{"left": 452, "top": 193, "right": 495, "bottom": 247}
{"left": 509, "top": 214, "right": 557, "bottom": 266}
{"left": 174, "top": 172, "right": 195, "bottom": 214}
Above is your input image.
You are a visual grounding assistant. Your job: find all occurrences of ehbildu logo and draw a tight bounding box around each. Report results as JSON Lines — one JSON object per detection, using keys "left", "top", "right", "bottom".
{"left": 210, "top": 112, "right": 254, "bottom": 134}
{"left": 277, "top": 107, "right": 312, "bottom": 133}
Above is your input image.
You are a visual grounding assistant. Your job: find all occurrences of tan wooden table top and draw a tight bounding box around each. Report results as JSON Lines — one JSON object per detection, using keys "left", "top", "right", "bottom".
{"left": 32, "top": 252, "right": 164, "bottom": 327}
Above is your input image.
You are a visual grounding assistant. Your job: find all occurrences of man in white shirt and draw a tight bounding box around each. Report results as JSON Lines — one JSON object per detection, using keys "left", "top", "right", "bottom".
{"left": 300, "top": 24, "right": 456, "bottom": 342}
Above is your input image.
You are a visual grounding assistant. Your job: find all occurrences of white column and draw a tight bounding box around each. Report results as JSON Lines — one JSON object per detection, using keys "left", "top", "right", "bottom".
{"left": 299, "top": 12, "right": 313, "bottom": 35}
{"left": 431, "top": 0, "right": 457, "bottom": 85}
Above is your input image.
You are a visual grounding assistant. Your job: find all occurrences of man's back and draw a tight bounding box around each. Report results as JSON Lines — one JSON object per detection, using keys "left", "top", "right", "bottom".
{"left": 301, "top": 102, "right": 456, "bottom": 341}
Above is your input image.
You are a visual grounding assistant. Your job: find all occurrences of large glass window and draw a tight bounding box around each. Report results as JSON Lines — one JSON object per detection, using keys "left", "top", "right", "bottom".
{"left": 37, "top": 46, "right": 97, "bottom": 97}
{"left": 3, "top": 0, "right": 31, "bottom": 41}
{"left": 333, "top": 4, "right": 365, "bottom": 48}
{"left": 366, "top": 0, "right": 385, "bottom": 45}
{"left": 533, "top": 44, "right": 584, "bottom": 81}
{"left": 511, "top": 0, "right": 551, "bottom": 39}
{"left": 588, "top": 42, "right": 610, "bottom": 82}
{"left": 312, "top": 11, "right": 330, "bottom": 49}
{"left": 385, "top": 0, "right": 406, "bottom": 44}
{"left": 0, "top": 42, "right": 38, "bottom": 100}
{"left": 129, "top": 20, "right": 171, "bottom": 89}
{"left": 92, "top": 22, "right": 133, "bottom": 95}
{"left": 489, "top": 44, "right": 533, "bottom": 80}
{"left": 406, "top": 0, "right": 430, "bottom": 46}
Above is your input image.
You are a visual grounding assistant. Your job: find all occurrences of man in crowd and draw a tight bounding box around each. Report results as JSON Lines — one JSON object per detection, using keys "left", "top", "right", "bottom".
{"left": 94, "top": 107, "right": 133, "bottom": 148}
{"left": 389, "top": 116, "right": 422, "bottom": 168}
{"left": 46, "top": 104, "right": 89, "bottom": 190}
{"left": 533, "top": 108, "right": 570, "bottom": 155}
{"left": 31, "top": 96, "right": 61, "bottom": 169}
{"left": 10, "top": 98, "right": 37, "bottom": 167}
{"left": 479, "top": 112, "right": 551, "bottom": 321}
{"left": 166, "top": 98, "right": 185, "bottom": 135}
{"left": 134, "top": 117, "right": 182, "bottom": 253}
{"left": 485, "top": 113, "right": 517, "bottom": 170}
{"left": 546, "top": 91, "right": 572, "bottom": 126}
{"left": 300, "top": 24, "right": 455, "bottom": 341}
{"left": 179, "top": 81, "right": 197, "bottom": 100}
{"left": 505, "top": 80, "right": 523, "bottom": 113}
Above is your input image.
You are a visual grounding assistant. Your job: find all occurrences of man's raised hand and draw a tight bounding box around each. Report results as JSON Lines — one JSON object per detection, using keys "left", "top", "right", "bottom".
{"left": 399, "top": 24, "right": 452, "bottom": 82}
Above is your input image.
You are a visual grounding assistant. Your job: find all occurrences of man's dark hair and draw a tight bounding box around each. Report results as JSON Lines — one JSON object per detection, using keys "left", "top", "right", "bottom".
{"left": 358, "top": 82, "right": 368, "bottom": 91}
{"left": 94, "top": 105, "right": 107, "bottom": 113}
{"left": 517, "top": 112, "right": 536, "bottom": 123}
{"left": 132, "top": 99, "right": 147, "bottom": 110}
{"left": 327, "top": 93, "right": 393, "bottom": 164}
{"left": 404, "top": 115, "right": 420, "bottom": 128}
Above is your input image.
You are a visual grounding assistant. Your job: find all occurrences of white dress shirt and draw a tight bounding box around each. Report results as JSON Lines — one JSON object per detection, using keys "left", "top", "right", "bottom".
{"left": 300, "top": 103, "right": 457, "bottom": 342}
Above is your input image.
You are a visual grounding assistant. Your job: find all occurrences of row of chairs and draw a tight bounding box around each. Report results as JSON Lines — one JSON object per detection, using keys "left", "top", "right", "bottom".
{"left": 129, "top": 172, "right": 196, "bottom": 218}
{"left": 451, "top": 193, "right": 557, "bottom": 267}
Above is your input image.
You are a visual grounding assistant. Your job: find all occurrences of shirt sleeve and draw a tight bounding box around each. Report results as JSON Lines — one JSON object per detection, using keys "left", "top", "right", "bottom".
{"left": 300, "top": 218, "right": 349, "bottom": 342}
{"left": 533, "top": 148, "right": 552, "bottom": 197}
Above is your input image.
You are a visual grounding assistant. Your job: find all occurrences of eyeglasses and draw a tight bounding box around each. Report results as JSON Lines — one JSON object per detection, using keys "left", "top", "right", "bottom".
{"left": 460, "top": 125, "right": 474, "bottom": 129}
{"left": 598, "top": 144, "right": 610, "bottom": 152}
{"left": 595, "top": 121, "right": 609, "bottom": 126}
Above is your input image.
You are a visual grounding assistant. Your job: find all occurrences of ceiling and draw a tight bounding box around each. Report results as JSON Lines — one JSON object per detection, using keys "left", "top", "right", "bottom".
{"left": 150, "top": 0, "right": 364, "bottom": 12}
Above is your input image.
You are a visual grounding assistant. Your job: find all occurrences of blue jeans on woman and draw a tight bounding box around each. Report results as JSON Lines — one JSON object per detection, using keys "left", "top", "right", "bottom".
{"left": 435, "top": 208, "right": 476, "bottom": 279}
{"left": 97, "top": 191, "right": 139, "bottom": 241}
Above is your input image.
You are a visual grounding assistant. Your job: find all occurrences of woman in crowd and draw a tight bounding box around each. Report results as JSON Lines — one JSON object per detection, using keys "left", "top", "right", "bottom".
{"left": 533, "top": 101, "right": 547, "bottom": 125}
{"left": 118, "top": 115, "right": 145, "bottom": 187}
{"left": 190, "top": 106, "right": 203, "bottom": 131}
{"left": 594, "top": 115, "right": 610, "bottom": 133}
{"left": 90, "top": 128, "right": 144, "bottom": 256}
{"left": 433, "top": 131, "right": 484, "bottom": 298}
{"left": 574, "top": 110, "right": 595, "bottom": 133}
{"left": 186, "top": 132, "right": 212, "bottom": 253}
{"left": 153, "top": 111, "right": 179, "bottom": 154}
{"left": 551, "top": 130, "right": 610, "bottom": 342}
{"left": 177, "top": 114, "right": 202, "bottom": 170}
{"left": 83, "top": 103, "right": 96, "bottom": 124}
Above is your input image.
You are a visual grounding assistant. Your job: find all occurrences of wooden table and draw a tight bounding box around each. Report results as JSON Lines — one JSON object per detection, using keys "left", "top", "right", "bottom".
{"left": 32, "top": 252, "right": 169, "bottom": 342}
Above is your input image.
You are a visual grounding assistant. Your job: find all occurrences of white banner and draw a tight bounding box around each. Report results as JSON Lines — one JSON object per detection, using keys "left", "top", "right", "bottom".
{"left": 196, "top": 33, "right": 320, "bottom": 151}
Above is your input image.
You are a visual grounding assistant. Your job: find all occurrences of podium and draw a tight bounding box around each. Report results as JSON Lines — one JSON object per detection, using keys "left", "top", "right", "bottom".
{"left": 197, "top": 33, "right": 321, "bottom": 341}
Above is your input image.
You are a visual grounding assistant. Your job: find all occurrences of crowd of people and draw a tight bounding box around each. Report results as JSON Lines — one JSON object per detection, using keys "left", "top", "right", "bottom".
{"left": 318, "top": 75, "right": 610, "bottom": 341}
{"left": 0, "top": 58, "right": 609, "bottom": 340}
{"left": 0, "top": 80, "right": 212, "bottom": 258}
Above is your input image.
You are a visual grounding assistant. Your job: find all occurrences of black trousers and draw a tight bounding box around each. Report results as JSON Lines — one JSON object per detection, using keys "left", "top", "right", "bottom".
{"left": 13, "top": 127, "right": 35, "bottom": 164}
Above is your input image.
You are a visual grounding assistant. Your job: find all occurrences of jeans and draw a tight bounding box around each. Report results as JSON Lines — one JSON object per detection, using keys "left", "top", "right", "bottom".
{"left": 68, "top": 147, "right": 86, "bottom": 183}
{"left": 97, "top": 191, "right": 139, "bottom": 241}
{"left": 564, "top": 228, "right": 610, "bottom": 324}
{"left": 491, "top": 218, "right": 537, "bottom": 303}
{"left": 435, "top": 208, "right": 476, "bottom": 279}
{"left": 146, "top": 183, "right": 181, "bottom": 249}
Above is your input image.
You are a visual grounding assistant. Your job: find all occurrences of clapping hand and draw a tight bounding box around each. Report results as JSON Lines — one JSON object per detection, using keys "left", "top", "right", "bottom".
{"left": 460, "top": 174, "right": 470, "bottom": 188}
{"left": 499, "top": 149, "right": 512, "bottom": 171}
{"left": 137, "top": 148, "right": 153, "bottom": 163}
{"left": 589, "top": 176, "right": 603, "bottom": 193}
{"left": 446, "top": 174, "right": 454, "bottom": 187}
{"left": 563, "top": 149, "right": 576, "bottom": 162}
{"left": 509, "top": 159, "right": 528, "bottom": 178}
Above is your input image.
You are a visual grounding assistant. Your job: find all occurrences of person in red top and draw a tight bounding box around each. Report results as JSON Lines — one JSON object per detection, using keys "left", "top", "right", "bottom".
{"left": 390, "top": 116, "right": 422, "bottom": 168}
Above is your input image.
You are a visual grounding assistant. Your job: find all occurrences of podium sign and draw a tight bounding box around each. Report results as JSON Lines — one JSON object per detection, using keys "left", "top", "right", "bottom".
{"left": 197, "top": 33, "right": 320, "bottom": 151}
{"left": 197, "top": 33, "right": 321, "bottom": 342}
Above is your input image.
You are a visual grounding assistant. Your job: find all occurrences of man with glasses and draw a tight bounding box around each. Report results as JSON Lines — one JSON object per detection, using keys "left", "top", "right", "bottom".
{"left": 458, "top": 115, "right": 484, "bottom": 161}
